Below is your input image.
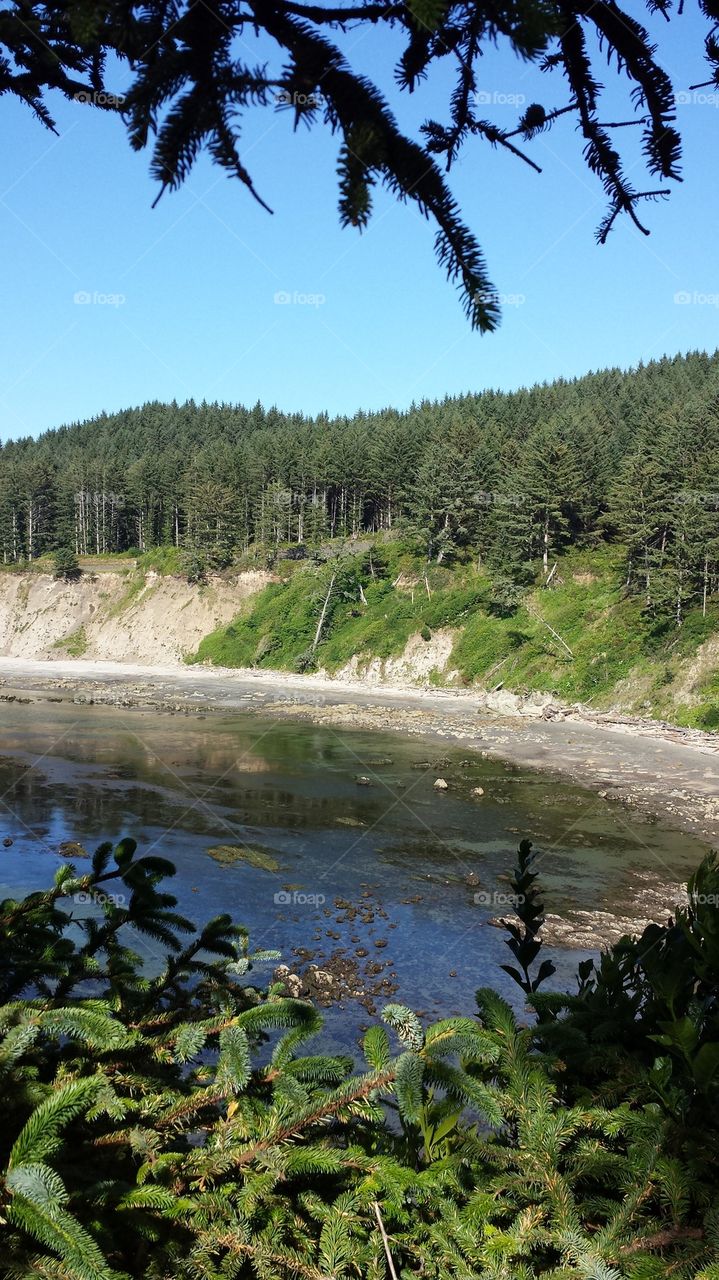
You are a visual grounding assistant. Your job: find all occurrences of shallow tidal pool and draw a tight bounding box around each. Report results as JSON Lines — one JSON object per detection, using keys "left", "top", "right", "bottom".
{"left": 0, "top": 700, "right": 708, "bottom": 1049}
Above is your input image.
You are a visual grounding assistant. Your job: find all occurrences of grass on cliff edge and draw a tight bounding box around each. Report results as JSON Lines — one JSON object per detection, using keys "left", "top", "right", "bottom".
{"left": 0, "top": 547, "right": 185, "bottom": 576}
{"left": 52, "top": 625, "right": 88, "bottom": 657}
{"left": 187, "top": 543, "right": 719, "bottom": 727}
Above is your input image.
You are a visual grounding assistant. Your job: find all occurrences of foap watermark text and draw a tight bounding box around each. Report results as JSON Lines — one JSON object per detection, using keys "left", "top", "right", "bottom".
{"left": 274, "top": 889, "right": 326, "bottom": 906}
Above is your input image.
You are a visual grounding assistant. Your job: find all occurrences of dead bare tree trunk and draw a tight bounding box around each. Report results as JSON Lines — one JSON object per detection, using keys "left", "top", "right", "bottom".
{"left": 527, "top": 603, "right": 574, "bottom": 658}
{"left": 312, "top": 573, "right": 336, "bottom": 652}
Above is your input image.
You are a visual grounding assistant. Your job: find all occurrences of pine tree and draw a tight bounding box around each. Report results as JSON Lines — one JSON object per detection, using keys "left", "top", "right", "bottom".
{"left": 52, "top": 545, "right": 81, "bottom": 580}
{"left": 606, "top": 446, "right": 673, "bottom": 608}
{"left": 411, "top": 437, "right": 478, "bottom": 563}
{"left": 505, "top": 423, "right": 583, "bottom": 574}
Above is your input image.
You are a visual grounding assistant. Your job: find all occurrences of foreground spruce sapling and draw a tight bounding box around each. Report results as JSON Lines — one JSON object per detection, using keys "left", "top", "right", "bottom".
{"left": 498, "top": 837, "right": 556, "bottom": 996}
{"left": 2, "top": 837, "right": 719, "bottom": 1277}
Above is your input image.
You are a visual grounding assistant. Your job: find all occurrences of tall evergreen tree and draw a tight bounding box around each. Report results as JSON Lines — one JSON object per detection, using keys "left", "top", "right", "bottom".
{"left": 504, "top": 423, "right": 583, "bottom": 573}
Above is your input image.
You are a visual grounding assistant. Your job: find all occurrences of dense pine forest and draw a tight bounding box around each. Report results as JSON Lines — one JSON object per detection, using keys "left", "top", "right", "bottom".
{"left": 2, "top": 350, "right": 719, "bottom": 628}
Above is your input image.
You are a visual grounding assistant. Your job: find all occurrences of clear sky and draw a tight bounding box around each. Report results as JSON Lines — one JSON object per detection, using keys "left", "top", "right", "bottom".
{"left": 1, "top": 11, "right": 718, "bottom": 442}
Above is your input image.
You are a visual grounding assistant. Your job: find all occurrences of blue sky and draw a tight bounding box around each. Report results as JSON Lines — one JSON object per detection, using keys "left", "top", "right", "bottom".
{"left": 1, "top": 11, "right": 718, "bottom": 442}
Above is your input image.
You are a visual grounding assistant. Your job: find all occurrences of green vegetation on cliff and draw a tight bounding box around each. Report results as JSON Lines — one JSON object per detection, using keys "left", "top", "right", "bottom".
{"left": 190, "top": 541, "right": 719, "bottom": 729}
{"left": 2, "top": 350, "right": 719, "bottom": 639}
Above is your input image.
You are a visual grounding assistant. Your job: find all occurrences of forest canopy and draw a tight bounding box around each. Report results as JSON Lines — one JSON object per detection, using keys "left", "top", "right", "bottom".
{"left": 2, "top": 0, "right": 718, "bottom": 327}
{"left": 2, "top": 349, "right": 719, "bottom": 628}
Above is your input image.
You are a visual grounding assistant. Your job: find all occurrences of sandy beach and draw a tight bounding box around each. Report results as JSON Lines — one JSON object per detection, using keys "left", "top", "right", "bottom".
{"left": 1, "top": 655, "right": 718, "bottom": 846}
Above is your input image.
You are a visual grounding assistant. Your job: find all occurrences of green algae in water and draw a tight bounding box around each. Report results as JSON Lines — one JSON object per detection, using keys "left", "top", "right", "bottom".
{"left": 58, "top": 840, "right": 89, "bottom": 859}
{"left": 206, "top": 843, "right": 281, "bottom": 872}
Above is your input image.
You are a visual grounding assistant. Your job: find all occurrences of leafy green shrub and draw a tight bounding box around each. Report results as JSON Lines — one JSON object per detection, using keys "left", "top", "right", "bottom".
{"left": 488, "top": 574, "right": 524, "bottom": 617}
{"left": 294, "top": 647, "right": 318, "bottom": 672}
{"left": 360, "top": 547, "right": 391, "bottom": 580}
{"left": 421, "top": 578, "right": 488, "bottom": 629}
{"left": 697, "top": 704, "right": 719, "bottom": 730}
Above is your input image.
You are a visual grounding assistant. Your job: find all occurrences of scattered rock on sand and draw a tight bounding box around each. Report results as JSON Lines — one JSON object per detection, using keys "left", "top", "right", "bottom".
{"left": 434, "top": 777, "right": 449, "bottom": 791}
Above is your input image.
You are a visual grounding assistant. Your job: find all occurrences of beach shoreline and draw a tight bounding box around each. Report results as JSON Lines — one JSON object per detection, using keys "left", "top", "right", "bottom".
{"left": 1, "top": 655, "right": 718, "bottom": 847}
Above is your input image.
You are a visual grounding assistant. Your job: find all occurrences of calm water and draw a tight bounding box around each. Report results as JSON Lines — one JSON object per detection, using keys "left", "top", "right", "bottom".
{"left": 0, "top": 702, "right": 707, "bottom": 1048}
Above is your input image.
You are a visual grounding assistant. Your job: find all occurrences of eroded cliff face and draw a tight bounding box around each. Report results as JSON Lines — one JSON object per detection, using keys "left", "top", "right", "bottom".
{"left": 1, "top": 563, "right": 718, "bottom": 738}
{"left": 0, "top": 568, "right": 272, "bottom": 664}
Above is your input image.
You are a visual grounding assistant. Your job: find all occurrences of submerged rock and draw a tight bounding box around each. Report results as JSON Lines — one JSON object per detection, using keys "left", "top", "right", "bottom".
{"left": 58, "top": 840, "right": 89, "bottom": 859}
{"left": 541, "top": 872, "right": 688, "bottom": 949}
{"left": 310, "top": 967, "right": 334, "bottom": 988}
{"left": 434, "top": 777, "right": 449, "bottom": 791}
{"left": 273, "top": 965, "right": 305, "bottom": 998}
